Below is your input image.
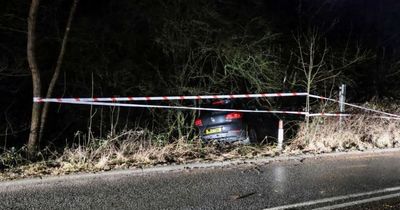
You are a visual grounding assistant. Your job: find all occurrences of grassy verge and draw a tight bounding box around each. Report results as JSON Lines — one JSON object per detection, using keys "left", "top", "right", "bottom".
{"left": 1, "top": 114, "right": 400, "bottom": 181}
{"left": 287, "top": 115, "right": 400, "bottom": 153}
{"left": 0, "top": 130, "right": 277, "bottom": 181}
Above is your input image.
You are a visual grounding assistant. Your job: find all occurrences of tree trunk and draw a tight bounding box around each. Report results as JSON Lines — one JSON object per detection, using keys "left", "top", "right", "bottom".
{"left": 27, "top": 0, "right": 41, "bottom": 156}
{"left": 39, "top": 0, "right": 79, "bottom": 142}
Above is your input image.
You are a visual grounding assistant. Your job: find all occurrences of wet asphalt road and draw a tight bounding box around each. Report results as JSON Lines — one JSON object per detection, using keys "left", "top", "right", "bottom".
{"left": 1, "top": 151, "right": 400, "bottom": 209}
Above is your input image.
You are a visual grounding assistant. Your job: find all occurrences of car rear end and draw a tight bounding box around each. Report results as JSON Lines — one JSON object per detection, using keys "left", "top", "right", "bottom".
{"left": 194, "top": 100, "right": 249, "bottom": 143}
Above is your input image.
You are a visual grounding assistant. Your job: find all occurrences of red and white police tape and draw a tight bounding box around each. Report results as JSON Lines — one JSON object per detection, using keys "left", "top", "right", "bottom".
{"left": 308, "top": 94, "right": 400, "bottom": 118}
{"left": 53, "top": 100, "right": 309, "bottom": 115}
{"left": 33, "top": 92, "right": 307, "bottom": 103}
{"left": 32, "top": 92, "right": 400, "bottom": 119}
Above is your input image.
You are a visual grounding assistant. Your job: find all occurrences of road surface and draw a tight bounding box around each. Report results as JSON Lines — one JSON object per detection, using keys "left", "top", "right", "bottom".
{"left": 1, "top": 150, "right": 400, "bottom": 209}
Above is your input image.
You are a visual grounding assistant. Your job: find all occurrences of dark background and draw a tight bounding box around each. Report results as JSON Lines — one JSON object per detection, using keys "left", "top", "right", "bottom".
{"left": 1, "top": 0, "right": 399, "bottom": 148}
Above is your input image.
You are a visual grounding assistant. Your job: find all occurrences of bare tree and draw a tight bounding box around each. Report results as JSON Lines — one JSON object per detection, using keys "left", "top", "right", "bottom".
{"left": 39, "top": 0, "right": 79, "bottom": 142}
{"left": 27, "top": 0, "right": 79, "bottom": 156}
{"left": 293, "top": 28, "right": 367, "bottom": 140}
{"left": 27, "top": 0, "right": 42, "bottom": 156}
{"left": 294, "top": 29, "right": 329, "bottom": 125}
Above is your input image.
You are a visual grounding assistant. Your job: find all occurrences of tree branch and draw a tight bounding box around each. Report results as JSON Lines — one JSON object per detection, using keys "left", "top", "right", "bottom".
{"left": 39, "top": 0, "right": 80, "bottom": 142}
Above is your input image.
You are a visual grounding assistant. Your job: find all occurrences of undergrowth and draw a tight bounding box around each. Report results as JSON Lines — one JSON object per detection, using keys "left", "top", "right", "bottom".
{"left": 0, "top": 129, "right": 276, "bottom": 181}
{"left": 287, "top": 115, "right": 400, "bottom": 153}
{"left": 2, "top": 105, "right": 400, "bottom": 181}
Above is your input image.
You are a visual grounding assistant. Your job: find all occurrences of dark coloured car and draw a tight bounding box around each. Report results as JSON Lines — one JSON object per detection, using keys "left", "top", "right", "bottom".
{"left": 194, "top": 99, "right": 279, "bottom": 144}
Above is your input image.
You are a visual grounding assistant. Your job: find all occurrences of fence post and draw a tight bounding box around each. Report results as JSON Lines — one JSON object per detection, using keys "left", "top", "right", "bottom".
{"left": 339, "top": 84, "right": 346, "bottom": 126}
{"left": 277, "top": 120, "right": 284, "bottom": 150}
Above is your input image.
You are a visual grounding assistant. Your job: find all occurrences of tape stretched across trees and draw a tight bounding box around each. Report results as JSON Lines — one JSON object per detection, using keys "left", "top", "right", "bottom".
{"left": 33, "top": 92, "right": 400, "bottom": 119}
{"left": 33, "top": 92, "right": 308, "bottom": 103}
{"left": 52, "top": 100, "right": 309, "bottom": 115}
{"left": 308, "top": 94, "right": 400, "bottom": 119}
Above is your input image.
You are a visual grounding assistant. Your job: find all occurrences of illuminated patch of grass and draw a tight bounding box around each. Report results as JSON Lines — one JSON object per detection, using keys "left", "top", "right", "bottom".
{"left": 0, "top": 130, "right": 276, "bottom": 181}
{"left": 287, "top": 115, "right": 400, "bottom": 154}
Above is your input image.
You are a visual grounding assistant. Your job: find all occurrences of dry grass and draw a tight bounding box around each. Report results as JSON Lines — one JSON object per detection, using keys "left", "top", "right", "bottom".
{"left": 287, "top": 115, "right": 400, "bottom": 154}
{"left": 0, "top": 130, "right": 277, "bottom": 181}
{"left": 2, "top": 110, "right": 400, "bottom": 181}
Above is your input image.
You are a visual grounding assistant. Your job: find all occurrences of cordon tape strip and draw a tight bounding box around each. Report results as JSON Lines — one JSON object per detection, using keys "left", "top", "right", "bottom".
{"left": 308, "top": 94, "right": 400, "bottom": 118}
{"left": 56, "top": 100, "right": 308, "bottom": 115}
{"left": 33, "top": 92, "right": 308, "bottom": 103}
{"left": 33, "top": 92, "right": 400, "bottom": 119}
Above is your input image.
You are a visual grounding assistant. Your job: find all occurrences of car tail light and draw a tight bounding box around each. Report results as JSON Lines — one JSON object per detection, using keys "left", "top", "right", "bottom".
{"left": 194, "top": 118, "right": 203, "bottom": 126}
{"left": 225, "top": 112, "right": 243, "bottom": 120}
